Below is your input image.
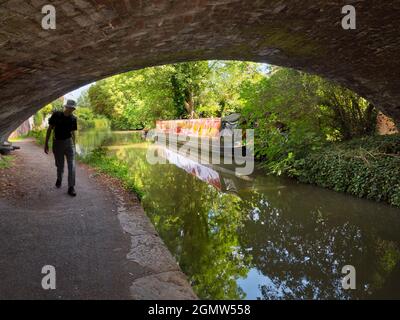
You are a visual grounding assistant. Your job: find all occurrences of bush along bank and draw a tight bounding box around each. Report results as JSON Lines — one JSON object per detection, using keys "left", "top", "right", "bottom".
{"left": 292, "top": 134, "right": 400, "bottom": 207}
{"left": 28, "top": 129, "right": 48, "bottom": 147}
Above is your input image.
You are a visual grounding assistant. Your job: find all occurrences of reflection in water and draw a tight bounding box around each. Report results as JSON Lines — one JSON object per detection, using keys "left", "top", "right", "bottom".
{"left": 77, "top": 130, "right": 400, "bottom": 300}
{"left": 156, "top": 146, "right": 223, "bottom": 190}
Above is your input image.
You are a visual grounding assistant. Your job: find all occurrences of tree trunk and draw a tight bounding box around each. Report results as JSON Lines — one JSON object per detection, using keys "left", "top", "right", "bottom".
{"left": 184, "top": 90, "right": 195, "bottom": 118}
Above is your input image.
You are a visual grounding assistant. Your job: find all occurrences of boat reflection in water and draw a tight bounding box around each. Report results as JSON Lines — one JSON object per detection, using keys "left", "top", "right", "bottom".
{"left": 150, "top": 143, "right": 254, "bottom": 195}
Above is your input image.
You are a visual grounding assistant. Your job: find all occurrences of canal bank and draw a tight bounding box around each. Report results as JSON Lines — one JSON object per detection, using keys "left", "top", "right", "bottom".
{"left": 0, "top": 138, "right": 196, "bottom": 299}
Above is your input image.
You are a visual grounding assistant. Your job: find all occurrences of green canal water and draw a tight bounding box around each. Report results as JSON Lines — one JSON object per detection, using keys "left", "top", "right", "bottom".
{"left": 77, "top": 130, "right": 400, "bottom": 300}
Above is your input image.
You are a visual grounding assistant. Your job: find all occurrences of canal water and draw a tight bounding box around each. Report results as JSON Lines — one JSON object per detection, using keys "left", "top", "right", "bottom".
{"left": 77, "top": 130, "right": 400, "bottom": 300}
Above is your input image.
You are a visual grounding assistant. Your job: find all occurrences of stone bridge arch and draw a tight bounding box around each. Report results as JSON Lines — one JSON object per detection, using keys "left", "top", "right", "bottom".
{"left": 1, "top": 0, "right": 399, "bottom": 143}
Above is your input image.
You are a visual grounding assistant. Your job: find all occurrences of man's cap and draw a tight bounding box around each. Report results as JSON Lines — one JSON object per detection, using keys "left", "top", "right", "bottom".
{"left": 64, "top": 99, "right": 77, "bottom": 109}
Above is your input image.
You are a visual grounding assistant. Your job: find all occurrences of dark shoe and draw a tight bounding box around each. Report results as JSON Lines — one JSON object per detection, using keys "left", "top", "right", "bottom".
{"left": 68, "top": 187, "right": 77, "bottom": 197}
{"left": 55, "top": 179, "right": 62, "bottom": 188}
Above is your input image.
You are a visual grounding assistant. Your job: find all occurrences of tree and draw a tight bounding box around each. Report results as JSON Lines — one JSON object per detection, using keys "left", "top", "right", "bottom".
{"left": 76, "top": 89, "right": 91, "bottom": 109}
{"left": 88, "top": 66, "right": 177, "bottom": 130}
{"left": 170, "top": 61, "right": 211, "bottom": 119}
{"left": 33, "top": 98, "right": 63, "bottom": 129}
{"left": 207, "top": 61, "right": 265, "bottom": 117}
{"left": 240, "top": 67, "right": 378, "bottom": 175}
{"left": 317, "top": 80, "right": 377, "bottom": 140}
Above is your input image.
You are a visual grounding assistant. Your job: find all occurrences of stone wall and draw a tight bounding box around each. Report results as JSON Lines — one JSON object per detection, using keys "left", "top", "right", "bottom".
{"left": 9, "top": 116, "right": 34, "bottom": 139}
{"left": 1, "top": 0, "right": 400, "bottom": 142}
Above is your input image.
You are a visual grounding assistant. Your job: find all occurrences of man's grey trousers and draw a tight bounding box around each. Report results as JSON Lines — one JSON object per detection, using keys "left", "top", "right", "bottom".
{"left": 53, "top": 138, "right": 75, "bottom": 188}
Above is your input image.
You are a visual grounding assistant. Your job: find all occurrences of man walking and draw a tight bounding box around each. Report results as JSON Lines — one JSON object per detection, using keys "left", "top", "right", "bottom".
{"left": 44, "top": 99, "right": 78, "bottom": 196}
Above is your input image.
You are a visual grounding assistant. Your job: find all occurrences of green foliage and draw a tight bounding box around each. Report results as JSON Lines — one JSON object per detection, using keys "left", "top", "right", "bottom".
{"left": 78, "top": 147, "right": 144, "bottom": 199}
{"left": 238, "top": 66, "right": 397, "bottom": 206}
{"left": 0, "top": 155, "right": 13, "bottom": 169}
{"left": 294, "top": 134, "right": 400, "bottom": 207}
{"left": 170, "top": 60, "right": 263, "bottom": 118}
{"left": 76, "top": 89, "right": 91, "bottom": 109}
{"left": 33, "top": 101, "right": 57, "bottom": 129}
{"left": 33, "top": 112, "right": 43, "bottom": 128}
{"left": 28, "top": 129, "right": 49, "bottom": 147}
{"left": 318, "top": 80, "right": 377, "bottom": 140}
{"left": 89, "top": 65, "right": 178, "bottom": 130}
{"left": 206, "top": 61, "right": 264, "bottom": 117}
{"left": 74, "top": 107, "right": 110, "bottom": 130}
{"left": 241, "top": 67, "right": 380, "bottom": 176}
{"left": 32, "top": 96, "right": 111, "bottom": 131}
{"left": 51, "top": 98, "right": 64, "bottom": 112}
{"left": 31, "top": 98, "right": 64, "bottom": 130}
{"left": 88, "top": 61, "right": 264, "bottom": 129}
{"left": 170, "top": 61, "right": 211, "bottom": 118}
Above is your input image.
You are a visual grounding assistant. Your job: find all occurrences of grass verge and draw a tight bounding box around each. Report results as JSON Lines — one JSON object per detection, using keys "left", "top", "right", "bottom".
{"left": 0, "top": 155, "right": 14, "bottom": 169}
{"left": 77, "top": 148, "right": 144, "bottom": 199}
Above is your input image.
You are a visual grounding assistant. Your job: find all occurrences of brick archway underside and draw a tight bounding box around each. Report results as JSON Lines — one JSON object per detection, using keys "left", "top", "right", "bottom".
{"left": 1, "top": 0, "right": 399, "bottom": 142}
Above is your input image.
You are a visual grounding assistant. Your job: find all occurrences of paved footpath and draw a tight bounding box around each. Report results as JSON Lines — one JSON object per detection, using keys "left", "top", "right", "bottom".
{"left": 0, "top": 139, "right": 196, "bottom": 300}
